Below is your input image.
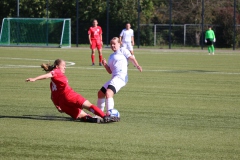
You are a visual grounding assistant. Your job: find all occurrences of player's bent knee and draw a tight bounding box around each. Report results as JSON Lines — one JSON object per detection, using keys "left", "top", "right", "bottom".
{"left": 105, "top": 89, "right": 115, "bottom": 98}
{"left": 98, "top": 88, "right": 106, "bottom": 98}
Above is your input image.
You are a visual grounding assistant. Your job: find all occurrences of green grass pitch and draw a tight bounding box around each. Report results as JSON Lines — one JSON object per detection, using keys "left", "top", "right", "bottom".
{"left": 0, "top": 47, "right": 240, "bottom": 160}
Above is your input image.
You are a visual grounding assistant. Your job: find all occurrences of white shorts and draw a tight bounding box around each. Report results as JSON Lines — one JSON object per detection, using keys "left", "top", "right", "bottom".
{"left": 103, "top": 76, "right": 127, "bottom": 94}
{"left": 122, "top": 42, "right": 133, "bottom": 51}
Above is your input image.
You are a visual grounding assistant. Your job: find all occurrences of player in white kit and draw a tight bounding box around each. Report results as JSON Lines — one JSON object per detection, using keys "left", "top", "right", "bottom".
{"left": 97, "top": 37, "right": 142, "bottom": 114}
{"left": 120, "top": 23, "right": 136, "bottom": 66}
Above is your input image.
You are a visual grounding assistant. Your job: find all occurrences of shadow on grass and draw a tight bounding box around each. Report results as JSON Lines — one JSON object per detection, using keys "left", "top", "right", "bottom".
{"left": 0, "top": 114, "right": 74, "bottom": 122}
{"left": 0, "top": 115, "right": 115, "bottom": 124}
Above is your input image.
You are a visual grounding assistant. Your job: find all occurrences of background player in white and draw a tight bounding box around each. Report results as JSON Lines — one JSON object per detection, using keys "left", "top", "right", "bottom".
{"left": 97, "top": 37, "right": 142, "bottom": 114}
{"left": 119, "top": 23, "right": 135, "bottom": 58}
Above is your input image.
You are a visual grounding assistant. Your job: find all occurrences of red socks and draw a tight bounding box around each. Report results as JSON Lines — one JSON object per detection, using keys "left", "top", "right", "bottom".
{"left": 91, "top": 54, "right": 95, "bottom": 64}
{"left": 92, "top": 54, "right": 103, "bottom": 64}
{"left": 99, "top": 54, "right": 102, "bottom": 63}
{"left": 89, "top": 105, "right": 105, "bottom": 118}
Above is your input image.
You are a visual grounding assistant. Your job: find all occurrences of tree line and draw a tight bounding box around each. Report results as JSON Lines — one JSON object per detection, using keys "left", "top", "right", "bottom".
{"left": 0, "top": 0, "right": 239, "bottom": 47}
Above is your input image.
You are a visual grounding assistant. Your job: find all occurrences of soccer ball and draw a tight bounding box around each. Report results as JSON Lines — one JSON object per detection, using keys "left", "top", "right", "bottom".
{"left": 108, "top": 109, "right": 120, "bottom": 118}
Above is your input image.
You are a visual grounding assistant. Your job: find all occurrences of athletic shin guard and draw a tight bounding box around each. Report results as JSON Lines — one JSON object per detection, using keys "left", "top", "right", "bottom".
{"left": 89, "top": 105, "right": 105, "bottom": 118}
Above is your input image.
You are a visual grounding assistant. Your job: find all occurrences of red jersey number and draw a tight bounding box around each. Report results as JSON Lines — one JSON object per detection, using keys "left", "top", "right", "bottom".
{"left": 88, "top": 26, "right": 102, "bottom": 40}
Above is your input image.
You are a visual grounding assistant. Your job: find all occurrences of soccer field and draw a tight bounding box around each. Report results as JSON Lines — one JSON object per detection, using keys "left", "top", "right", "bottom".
{"left": 0, "top": 47, "right": 240, "bottom": 160}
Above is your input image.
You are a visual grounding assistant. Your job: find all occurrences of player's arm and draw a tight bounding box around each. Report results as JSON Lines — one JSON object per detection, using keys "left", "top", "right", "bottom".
{"left": 131, "top": 36, "right": 134, "bottom": 46}
{"left": 55, "top": 105, "right": 63, "bottom": 113}
{"left": 88, "top": 34, "right": 92, "bottom": 45}
{"left": 50, "top": 94, "right": 63, "bottom": 113}
{"left": 128, "top": 56, "right": 142, "bottom": 72}
{"left": 99, "top": 27, "right": 103, "bottom": 45}
{"left": 205, "top": 31, "right": 208, "bottom": 42}
{"left": 102, "top": 58, "right": 112, "bottom": 74}
{"left": 100, "top": 34, "right": 103, "bottom": 44}
{"left": 119, "top": 36, "right": 123, "bottom": 45}
{"left": 212, "top": 31, "right": 216, "bottom": 42}
{"left": 53, "top": 104, "right": 64, "bottom": 113}
{"left": 119, "top": 30, "right": 124, "bottom": 44}
{"left": 26, "top": 72, "right": 53, "bottom": 82}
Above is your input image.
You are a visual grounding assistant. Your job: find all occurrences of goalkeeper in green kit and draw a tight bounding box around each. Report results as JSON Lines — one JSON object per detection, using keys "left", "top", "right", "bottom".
{"left": 205, "top": 26, "right": 216, "bottom": 55}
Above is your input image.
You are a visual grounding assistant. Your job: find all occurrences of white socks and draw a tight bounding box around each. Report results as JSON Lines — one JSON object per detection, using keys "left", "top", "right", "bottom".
{"left": 106, "top": 97, "right": 114, "bottom": 112}
{"left": 97, "top": 97, "right": 114, "bottom": 114}
{"left": 97, "top": 98, "right": 105, "bottom": 111}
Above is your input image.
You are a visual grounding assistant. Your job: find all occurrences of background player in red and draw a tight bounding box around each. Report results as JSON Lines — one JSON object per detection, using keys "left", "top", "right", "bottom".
{"left": 88, "top": 19, "right": 103, "bottom": 66}
{"left": 26, "top": 59, "right": 117, "bottom": 123}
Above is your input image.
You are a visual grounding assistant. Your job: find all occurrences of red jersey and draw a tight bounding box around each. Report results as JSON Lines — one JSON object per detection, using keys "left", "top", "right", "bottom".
{"left": 50, "top": 68, "right": 73, "bottom": 106}
{"left": 88, "top": 26, "right": 102, "bottom": 40}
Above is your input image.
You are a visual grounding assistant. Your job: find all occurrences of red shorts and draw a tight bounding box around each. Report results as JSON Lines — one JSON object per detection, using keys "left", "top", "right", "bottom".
{"left": 58, "top": 92, "right": 87, "bottom": 119}
{"left": 90, "top": 39, "right": 102, "bottom": 50}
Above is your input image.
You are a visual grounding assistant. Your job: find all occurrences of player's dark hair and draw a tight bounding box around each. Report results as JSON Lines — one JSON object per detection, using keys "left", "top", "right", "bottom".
{"left": 41, "top": 59, "right": 63, "bottom": 72}
{"left": 53, "top": 59, "right": 62, "bottom": 67}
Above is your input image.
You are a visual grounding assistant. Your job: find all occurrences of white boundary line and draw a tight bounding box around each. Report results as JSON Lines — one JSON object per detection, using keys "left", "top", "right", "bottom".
{"left": 67, "top": 66, "right": 240, "bottom": 75}
{"left": 0, "top": 57, "right": 239, "bottom": 75}
{"left": 0, "top": 57, "right": 75, "bottom": 67}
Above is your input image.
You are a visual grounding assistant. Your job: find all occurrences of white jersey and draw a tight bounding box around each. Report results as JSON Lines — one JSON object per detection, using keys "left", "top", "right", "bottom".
{"left": 120, "top": 29, "right": 134, "bottom": 43}
{"left": 108, "top": 47, "right": 132, "bottom": 82}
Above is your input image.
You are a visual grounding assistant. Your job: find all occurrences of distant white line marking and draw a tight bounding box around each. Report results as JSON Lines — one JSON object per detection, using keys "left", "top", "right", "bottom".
{"left": 0, "top": 57, "right": 75, "bottom": 68}
{"left": 0, "top": 57, "right": 239, "bottom": 75}
{"left": 67, "top": 67, "right": 240, "bottom": 75}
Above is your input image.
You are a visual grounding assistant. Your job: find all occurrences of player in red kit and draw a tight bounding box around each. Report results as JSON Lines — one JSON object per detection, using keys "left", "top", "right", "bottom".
{"left": 88, "top": 19, "right": 103, "bottom": 66}
{"left": 26, "top": 59, "right": 118, "bottom": 123}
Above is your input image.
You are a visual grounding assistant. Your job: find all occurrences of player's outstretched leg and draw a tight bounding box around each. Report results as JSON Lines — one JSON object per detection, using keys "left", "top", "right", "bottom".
{"left": 208, "top": 46, "right": 211, "bottom": 55}
{"left": 80, "top": 114, "right": 101, "bottom": 123}
{"left": 99, "top": 54, "right": 103, "bottom": 66}
{"left": 211, "top": 45, "right": 215, "bottom": 55}
{"left": 91, "top": 54, "right": 95, "bottom": 66}
{"left": 99, "top": 116, "right": 120, "bottom": 123}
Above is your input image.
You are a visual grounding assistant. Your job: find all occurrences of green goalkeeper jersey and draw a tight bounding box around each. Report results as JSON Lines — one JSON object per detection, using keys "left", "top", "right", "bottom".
{"left": 205, "top": 29, "right": 215, "bottom": 39}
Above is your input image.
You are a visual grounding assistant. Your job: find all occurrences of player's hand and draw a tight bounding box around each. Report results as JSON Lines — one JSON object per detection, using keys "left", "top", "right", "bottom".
{"left": 205, "top": 39, "right": 207, "bottom": 43}
{"left": 102, "top": 58, "right": 107, "bottom": 66}
{"left": 25, "top": 78, "right": 35, "bottom": 82}
{"left": 56, "top": 106, "right": 64, "bottom": 113}
{"left": 120, "top": 42, "right": 123, "bottom": 47}
{"left": 136, "top": 66, "right": 142, "bottom": 72}
{"left": 213, "top": 38, "right": 216, "bottom": 42}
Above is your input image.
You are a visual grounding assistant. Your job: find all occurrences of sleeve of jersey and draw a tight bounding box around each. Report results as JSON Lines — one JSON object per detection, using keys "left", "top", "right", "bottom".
{"left": 123, "top": 48, "right": 132, "bottom": 58}
{"left": 120, "top": 30, "right": 123, "bottom": 36}
{"left": 107, "top": 56, "right": 111, "bottom": 66}
{"left": 88, "top": 28, "right": 91, "bottom": 35}
{"left": 212, "top": 31, "right": 215, "bottom": 38}
{"left": 51, "top": 70, "right": 55, "bottom": 77}
{"left": 51, "top": 69, "right": 59, "bottom": 78}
